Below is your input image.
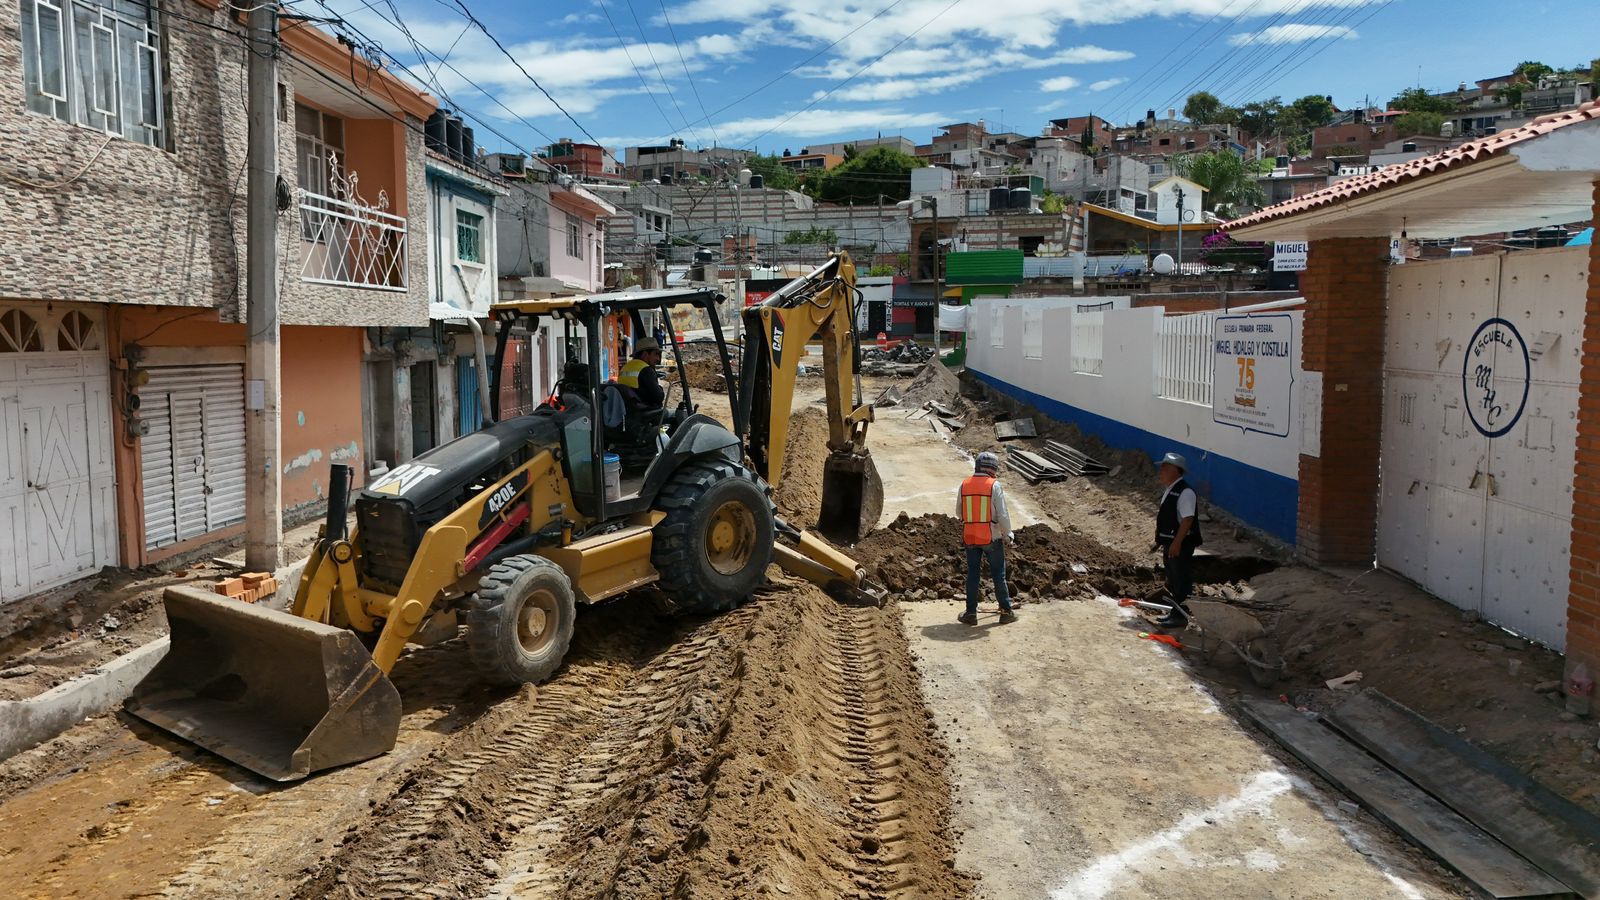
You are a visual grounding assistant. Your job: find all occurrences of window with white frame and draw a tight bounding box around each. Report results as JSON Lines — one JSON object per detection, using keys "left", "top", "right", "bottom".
{"left": 456, "top": 210, "right": 484, "bottom": 264}
{"left": 295, "top": 103, "right": 345, "bottom": 196}
{"left": 19, "top": 0, "right": 164, "bottom": 147}
{"left": 566, "top": 215, "right": 583, "bottom": 259}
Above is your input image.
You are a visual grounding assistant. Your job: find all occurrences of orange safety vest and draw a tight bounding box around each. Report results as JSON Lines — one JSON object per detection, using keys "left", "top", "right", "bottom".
{"left": 959, "top": 475, "right": 997, "bottom": 546}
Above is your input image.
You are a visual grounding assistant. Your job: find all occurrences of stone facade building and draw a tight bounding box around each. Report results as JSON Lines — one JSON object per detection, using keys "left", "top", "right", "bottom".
{"left": 0, "top": 1, "right": 436, "bottom": 596}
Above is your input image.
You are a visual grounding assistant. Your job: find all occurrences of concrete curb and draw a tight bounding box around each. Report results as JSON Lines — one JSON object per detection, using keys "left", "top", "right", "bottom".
{"left": 0, "top": 636, "right": 170, "bottom": 763}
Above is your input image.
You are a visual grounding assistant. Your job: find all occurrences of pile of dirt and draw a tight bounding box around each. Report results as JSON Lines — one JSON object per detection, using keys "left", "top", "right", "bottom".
{"left": 293, "top": 581, "right": 972, "bottom": 900}
{"left": 901, "top": 360, "right": 962, "bottom": 408}
{"left": 853, "top": 513, "right": 1161, "bottom": 602}
{"left": 673, "top": 341, "right": 732, "bottom": 394}
{"left": 772, "top": 407, "right": 828, "bottom": 524}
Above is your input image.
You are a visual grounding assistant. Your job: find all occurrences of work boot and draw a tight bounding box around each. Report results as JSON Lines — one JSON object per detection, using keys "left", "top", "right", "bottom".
{"left": 1155, "top": 605, "right": 1190, "bottom": 629}
{"left": 958, "top": 612, "right": 978, "bottom": 626}
{"left": 998, "top": 608, "right": 1018, "bottom": 624}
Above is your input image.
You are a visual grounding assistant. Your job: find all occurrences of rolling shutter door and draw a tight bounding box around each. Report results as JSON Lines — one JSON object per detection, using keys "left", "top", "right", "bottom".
{"left": 139, "top": 364, "right": 247, "bottom": 551}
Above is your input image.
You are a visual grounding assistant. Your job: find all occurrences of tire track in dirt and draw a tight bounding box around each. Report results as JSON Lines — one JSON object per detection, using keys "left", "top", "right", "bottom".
{"left": 290, "top": 603, "right": 742, "bottom": 899}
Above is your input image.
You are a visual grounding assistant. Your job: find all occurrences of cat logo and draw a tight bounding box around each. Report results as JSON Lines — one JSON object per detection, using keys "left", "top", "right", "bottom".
{"left": 771, "top": 318, "right": 785, "bottom": 366}
{"left": 368, "top": 462, "right": 442, "bottom": 496}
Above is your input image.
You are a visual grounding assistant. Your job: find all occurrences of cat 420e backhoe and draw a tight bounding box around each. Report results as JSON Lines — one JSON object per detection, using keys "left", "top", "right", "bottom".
{"left": 126, "top": 254, "right": 886, "bottom": 781}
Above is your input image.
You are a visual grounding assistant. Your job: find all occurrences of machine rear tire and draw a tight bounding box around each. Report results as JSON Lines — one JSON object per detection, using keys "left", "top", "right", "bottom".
{"left": 652, "top": 460, "right": 774, "bottom": 616}
{"left": 466, "top": 555, "right": 577, "bottom": 686}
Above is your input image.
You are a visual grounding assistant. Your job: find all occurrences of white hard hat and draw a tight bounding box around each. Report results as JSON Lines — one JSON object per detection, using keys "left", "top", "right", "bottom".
{"left": 1160, "top": 452, "right": 1187, "bottom": 472}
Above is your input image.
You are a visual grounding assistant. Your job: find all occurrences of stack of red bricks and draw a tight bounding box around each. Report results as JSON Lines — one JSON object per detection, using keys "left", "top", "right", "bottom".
{"left": 214, "top": 572, "right": 278, "bottom": 604}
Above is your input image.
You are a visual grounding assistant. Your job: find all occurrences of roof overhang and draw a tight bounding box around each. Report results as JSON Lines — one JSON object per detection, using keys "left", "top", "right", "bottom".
{"left": 1228, "top": 109, "right": 1600, "bottom": 241}
{"left": 550, "top": 185, "right": 619, "bottom": 219}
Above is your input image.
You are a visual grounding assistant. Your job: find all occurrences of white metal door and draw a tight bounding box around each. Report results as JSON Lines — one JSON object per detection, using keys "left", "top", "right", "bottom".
{"left": 139, "top": 364, "right": 247, "bottom": 551}
{"left": 0, "top": 305, "right": 117, "bottom": 603}
{"left": 1377, "top": 249, "right": 1585, "bottom": 649}
{"left": 1480, "top": 248, "right": 1586, "bottom": 647}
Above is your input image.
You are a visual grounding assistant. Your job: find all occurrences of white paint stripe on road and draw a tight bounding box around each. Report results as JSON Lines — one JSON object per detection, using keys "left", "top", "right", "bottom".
{"left": 1049, "top": 771, "right": 1293, "bottom": 900}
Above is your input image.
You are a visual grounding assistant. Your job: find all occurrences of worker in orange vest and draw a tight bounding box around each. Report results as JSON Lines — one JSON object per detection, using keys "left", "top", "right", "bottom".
{"left": 958, "top": 451, "right": 1017, "bottom": 625}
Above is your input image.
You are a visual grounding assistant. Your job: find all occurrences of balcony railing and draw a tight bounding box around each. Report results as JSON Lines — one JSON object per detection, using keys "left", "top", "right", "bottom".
{"left": 299, "top": 189, "right": 408, "bottom": 291}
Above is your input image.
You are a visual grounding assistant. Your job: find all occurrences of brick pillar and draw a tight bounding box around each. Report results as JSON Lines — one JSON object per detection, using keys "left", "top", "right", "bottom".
{"left": 1566, "top": 181, "right": 1600, "bottom": 677}
{"left": 1297, "top": 237, "right": 1389, "bottom": 566}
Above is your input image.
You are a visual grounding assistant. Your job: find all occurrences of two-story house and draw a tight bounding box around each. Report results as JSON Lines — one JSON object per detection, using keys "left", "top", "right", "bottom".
{"left": 494, "top": 159, "right": 617, "bottom": 414}
{"left": 0, "top": 3, "right": 435, "bottom": 597}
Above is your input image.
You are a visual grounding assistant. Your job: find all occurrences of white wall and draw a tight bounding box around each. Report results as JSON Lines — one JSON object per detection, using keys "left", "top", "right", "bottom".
{"left": 966, "top": 298, "right": 1305, "bottom": 540}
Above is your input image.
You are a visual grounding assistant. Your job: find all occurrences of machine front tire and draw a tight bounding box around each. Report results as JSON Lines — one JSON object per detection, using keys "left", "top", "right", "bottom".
{"left": 466, "top": 555, "right": 577, "bottom": 686}
{"left": 652, "top": 460, "right": 775, "bottom": 616}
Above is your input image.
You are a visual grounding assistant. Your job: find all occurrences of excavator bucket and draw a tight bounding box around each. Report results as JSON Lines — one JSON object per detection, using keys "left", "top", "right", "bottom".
{"left": 125, "top": 585, "right": 401, "bottom": 782}
{"left": 818, "top": 450, "right": 884, "bottom": 545}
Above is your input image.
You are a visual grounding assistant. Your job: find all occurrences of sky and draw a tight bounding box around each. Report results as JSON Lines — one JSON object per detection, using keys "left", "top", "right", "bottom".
{"left": 307, "top": 0, "right": 1593, "bottom": 159}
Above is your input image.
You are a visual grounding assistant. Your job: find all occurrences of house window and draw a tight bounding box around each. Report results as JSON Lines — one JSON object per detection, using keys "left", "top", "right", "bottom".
{"left": 1159, "top": 138, "right": 1171, "bottom": 146}
{"left": 566, "top": 215, "right": 583, "bottom": 259}
{"left": 19, "top": 0, "right": 164, "bottom": 147}
{"left": 642, "top": 167, "right": 654, "bottom": 180}
{"left": 295, "top": 103, "right": 347, "bottom": 198}
{"left": 456, "top": 210, "right": 484, "bottom": 264}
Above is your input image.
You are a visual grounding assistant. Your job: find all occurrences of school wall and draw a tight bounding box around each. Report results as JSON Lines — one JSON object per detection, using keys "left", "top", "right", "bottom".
{"left": 965, "top": 298, "right": 1304, "bottom": 542}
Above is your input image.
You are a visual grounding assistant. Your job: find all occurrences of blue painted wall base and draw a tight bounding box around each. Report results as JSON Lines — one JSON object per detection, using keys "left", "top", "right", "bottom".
{"left": 969, "top": 370, "right": 1300, "bottom": 544}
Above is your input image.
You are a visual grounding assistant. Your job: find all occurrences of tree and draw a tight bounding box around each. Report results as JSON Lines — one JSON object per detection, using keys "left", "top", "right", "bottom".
{"left": 1287, "top": 94, "right": 1336, "bottom": 130}
{"left": 1039, "top": 189, "right": 1067, "bottom": 214}
{"left": 743, "top": 154, "right": 798, "bottom": 191}
{"left": 1514, "top": 60, "right": 1553, "bottom": 82}
{"left": 867, "top": 264, "right": 895, "bottom": 276}
{"left": 1079, "top": 120, "right": 1095, "bottom": 154}
{"left": 805, "top": 147, "right": 926, "bottom": 205}
{"left": 1235, "top": 98, "right": 1283, "bottom": 140}
{"left": 1183, "top": 91, "right": 1224, "bottom": 124}
{"left": 1389, "top": 87, "right": 1456, "bottom": 115}
{"left": 783, "top": 226, "right": 839, "bottom": 245}
{"left": 1393, "top": 111, "right": 1446, "bottom": 137}
{"left": 1172, "top": 150, "right": 1266, "bottom": 214}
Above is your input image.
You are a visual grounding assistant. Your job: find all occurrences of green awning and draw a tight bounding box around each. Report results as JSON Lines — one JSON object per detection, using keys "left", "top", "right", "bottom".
{"left": 944, "top": 250, "right": 1024, "bottom": 285}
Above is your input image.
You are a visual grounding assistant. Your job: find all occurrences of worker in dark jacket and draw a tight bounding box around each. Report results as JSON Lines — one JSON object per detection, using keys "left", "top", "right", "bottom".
{"left": 1153, "top": 452, "right": 1202, "bottom": 627}
{"left": 957, "top": 451, "right": 1017, "bottom": 626}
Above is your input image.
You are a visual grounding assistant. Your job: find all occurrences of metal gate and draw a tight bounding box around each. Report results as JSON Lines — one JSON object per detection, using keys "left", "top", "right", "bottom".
{"left": 139, "top": 364, "right": 247, "bottom": 550}
{"left": 0, "top": 305, "right": 117, "bottom": 602}
{"left": 1378, "top": 247, "right": 1588, "bottom": 648}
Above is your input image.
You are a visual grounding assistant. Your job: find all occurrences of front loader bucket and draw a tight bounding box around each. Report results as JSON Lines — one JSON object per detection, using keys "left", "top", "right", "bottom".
{"left": 818, "top": 450, "right": 884, "bottom": 545}
{"left": 125, "top": 585, "right": 401, "bottom": 782}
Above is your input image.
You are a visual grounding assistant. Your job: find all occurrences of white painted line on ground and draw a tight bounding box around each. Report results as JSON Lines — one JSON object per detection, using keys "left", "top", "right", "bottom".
{"left": 1049, "top": 770, "right": 1293, "bottom": 900}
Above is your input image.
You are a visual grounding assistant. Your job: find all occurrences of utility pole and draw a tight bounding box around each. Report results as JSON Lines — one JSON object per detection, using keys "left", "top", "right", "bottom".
{"left": 731, "top": 177, "right": 745, "bottom": 343}
{"left": 1177, "top": 184, "right": 1190, "bottom": 273}
{"left": 930, "top": 196, "right": 941, "bottom": 353}
{"left": 245, "top": 1, "right": 283, "bottom": 571}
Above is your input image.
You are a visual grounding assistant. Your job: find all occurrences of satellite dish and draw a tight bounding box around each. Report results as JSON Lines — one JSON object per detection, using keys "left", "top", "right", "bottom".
{"left": 1152, "top": 253, "right": 1176, "bottom": 275}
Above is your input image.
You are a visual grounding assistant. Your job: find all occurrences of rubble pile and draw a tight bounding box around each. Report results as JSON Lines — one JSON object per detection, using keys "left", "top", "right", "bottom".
{"left": 861, "top": 340, "right": 935, "bottom": 375}
{"left": 850, "top": 513, "right": 1161, "bottom": 602}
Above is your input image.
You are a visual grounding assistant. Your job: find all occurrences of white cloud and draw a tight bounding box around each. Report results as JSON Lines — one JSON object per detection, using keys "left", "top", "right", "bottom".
{"left": 1229, "top": 23, "right": 1358, "bottom": 46}
{"left": 799, "top": 44, "right": 1131, "bottom": 80}
{"left": 1089, "top": 77, "right": 1125, "bottom": 91}
{"left": 714, "top": 107, "right": 949, "bottom": 142}
{"left": 1039, "top": 76, "right": 1080, "bottom": 92}
{"left": 814, "top": 72, "right": 982, "bottom": 102}
{"left": 669, "top": 0, "right": 1378, "bottom": 56}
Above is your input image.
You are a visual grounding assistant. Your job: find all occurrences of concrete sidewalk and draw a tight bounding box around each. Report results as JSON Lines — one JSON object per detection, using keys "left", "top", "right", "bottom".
{"left": 903, "top": 598, "right": 1461, "bottom": 899}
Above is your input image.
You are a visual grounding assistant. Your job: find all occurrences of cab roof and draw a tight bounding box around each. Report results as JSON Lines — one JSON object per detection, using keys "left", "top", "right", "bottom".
{"left": 492, "top": 286, "right": 724, "bottom": 317}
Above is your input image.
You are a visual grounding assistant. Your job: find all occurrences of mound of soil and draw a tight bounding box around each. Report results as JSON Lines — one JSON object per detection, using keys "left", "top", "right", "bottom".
{"left": 674, "top": 341, "right": 732, "bottom": 394}
{"left": 853, "top": 513, "right": 1161, "bottom": 602}
{"left": 901, "top": 361, "right": 961, "bottom": 408}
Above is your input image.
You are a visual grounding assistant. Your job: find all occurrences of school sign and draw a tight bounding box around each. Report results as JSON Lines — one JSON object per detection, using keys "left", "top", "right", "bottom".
{"left": 1212, "top": 313, "right": 1295, "bottom": 438}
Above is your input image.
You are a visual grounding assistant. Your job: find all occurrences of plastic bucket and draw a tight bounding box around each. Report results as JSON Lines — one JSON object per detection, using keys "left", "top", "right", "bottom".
{"left": 603, "top": 452, "right": 622, "bottom": 501}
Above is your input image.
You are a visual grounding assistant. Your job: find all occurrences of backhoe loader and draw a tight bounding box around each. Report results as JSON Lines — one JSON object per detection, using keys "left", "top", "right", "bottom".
{"left": 126, "top": 253, "right": 885, "bottom": 780}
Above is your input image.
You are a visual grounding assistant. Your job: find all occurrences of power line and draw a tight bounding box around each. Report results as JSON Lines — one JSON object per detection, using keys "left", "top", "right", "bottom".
{"left": 1095, "top": 0, "right": 1252, "bottom": 121}
{"left": 659, "top": 0, "right": 720, "bottom": 150}
{"left": 742, "top": 0, "right": 968, "bottom": 151}
{"left": 622, "top": 0, "right": 705, "bottom": 145}
{"left": 593, "top": 0, "right": 690, "bottom": 143}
